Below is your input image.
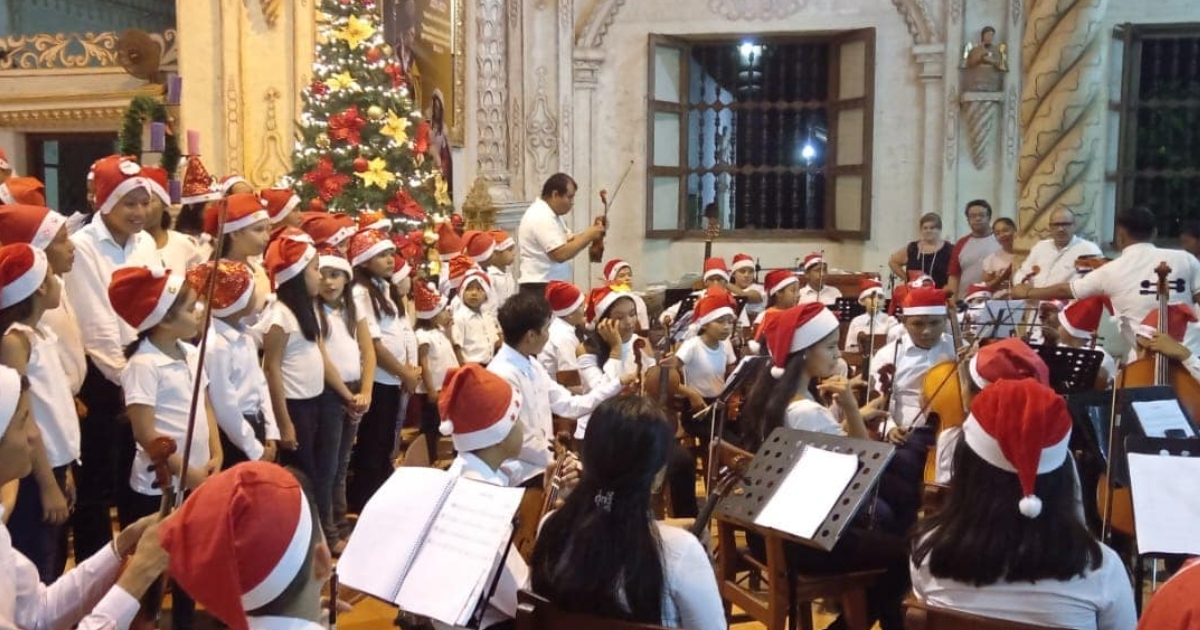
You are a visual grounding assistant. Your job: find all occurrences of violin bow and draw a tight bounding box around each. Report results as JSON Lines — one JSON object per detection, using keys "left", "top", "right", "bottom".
{"left": 604, "top": 159, "right": 637, "bottom": 210}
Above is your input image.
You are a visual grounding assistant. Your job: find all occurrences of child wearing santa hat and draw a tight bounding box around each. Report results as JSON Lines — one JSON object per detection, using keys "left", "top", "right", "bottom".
{"left": 844, "top": 278, "right": 901, "bottom": 353}
{"left": 660, "top": 257, "right": 749, "bottom": 341}
{"left": 797, "top": 252, "right": 842, "bottom": 306}
{"left": 413, "top": 280, "right": 461, "bottom": 464}
{"left": 1055, "top": 296, "right": 1118, "bottom": 386}
{"left": 486, "top": 229, "right": 517, "bottom": 313}
{"left": 748, "top": 268, "right": 802, "bottom": 344}
{"left": 911, "top": 379, "right": 1135, "bottom": 629}
{"left": 0, "top": 176, "right": 46, "bottom": 206}
{"left": 260, "top": 187, "right": 305, "bottom": 231}
{"left": 537, "top": 280, "right": 587, "bottom": 385}
{"left": 206, "top": 193, "right": 274, "bottom": 319}
{"left": 139, "top": 166, "right": 203, "bottom": 278}
{"left": 728, "top": 253, "right": 766, "bottom": 318}
{"left": 577, "top": 285, "right": 657, "bottom": 439}
{"left": 673, "top": 286, "right": 739, "bottom": 412}
{"left": 599, "top": 258, "right": 650, "bottom": 332}
{"left": 219, "top": 173, "right": 255, "bottom": 197}
{"left": 452, "top": 267, "right": 502, "bottom": 364}
{"left": 0, "top": 244, "right": 75, "bottom": 581}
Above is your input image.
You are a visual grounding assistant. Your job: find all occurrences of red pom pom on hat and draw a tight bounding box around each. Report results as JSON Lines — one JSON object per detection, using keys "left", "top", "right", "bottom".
{"left": 0, "top": 243, "right": 49, "bottom": 309}
{"left": 1059, "top": 296, "right": 1112, "bottom": 340}
{"left": 0, "top": 176, "right": 47, "bottom": 207}
{"left": 108, "top": 265, "right": 186, "bottom": 332}
{"left": 437, "top": 364, "right": 521, "bottom": 452}
{"left": 0, "top": 204, "right": 66, "bottom": 250}
{"left": 760, "top": 303, "right": 840, "bottom": 378}
{"left": 967, "top": 338, "right": 1049, "bottom": 389}
{"left": 764, "top": 269, "right": 799, "bottom": 297}
{"left": 186, "top": 260, "right": 255, "bottom": 318}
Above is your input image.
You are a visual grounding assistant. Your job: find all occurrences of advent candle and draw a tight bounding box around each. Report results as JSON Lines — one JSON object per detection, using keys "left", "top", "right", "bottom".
{"left": 187, "top": 129, "right": 200, "bottom": 156}
{"left": 149, "top": 123, "right": 166, "bottom": 152}
{"left": 169, "top": 179, "right": 182, "bottom": 204}
{"left": 166, "top": 76, "right": 182, "bottom": 105}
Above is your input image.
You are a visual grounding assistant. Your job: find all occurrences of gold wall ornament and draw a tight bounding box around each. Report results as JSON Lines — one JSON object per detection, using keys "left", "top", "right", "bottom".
{"left": 252, "top": 88, "right": 291, "bottom": 187}
{"left": 255, "top": 0, "right": 284, "bottom": 27}
{"left": 462, "top": 176, "right": 498, "bottom": 230}
{"left": 0, "top": 30, "right": 178, "bottom": 72}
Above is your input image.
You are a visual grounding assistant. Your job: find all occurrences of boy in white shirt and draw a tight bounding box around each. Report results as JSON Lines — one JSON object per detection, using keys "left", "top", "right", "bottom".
{"left": 487, "top": 229, "right": 518, "bottom": 312}
{"left": 452, "top": 268, "right": 502, "bottom": 364}
{"left": 797, "top": 252, "right": 842, "bottom": 305}
{"left": 728, "top": 253, "right": 766, "bottom": 320}
{"left": 845, "top": 278, "right": 901, "bottom": 353}
{"left": 538, "top": 280, "right": 586, "bottom": 384}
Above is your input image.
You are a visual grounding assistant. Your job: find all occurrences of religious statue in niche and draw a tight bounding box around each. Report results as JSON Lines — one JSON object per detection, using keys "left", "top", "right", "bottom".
{"left": 961, "top": 26, "right": 1008, "bottom": 92}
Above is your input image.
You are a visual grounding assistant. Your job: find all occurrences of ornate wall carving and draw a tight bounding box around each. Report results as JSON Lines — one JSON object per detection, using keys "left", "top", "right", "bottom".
{"left": 891, "top": 0, "right": 940, "bottom": 44}
{"left": 0, "top": 29, "right": 178, "bottom": 70}
{"left": 526, "top": 67, "right": 560, "bottom": 175}
{"left": 250, "top": 87, "right": 289, "bottom": 187}
{"left": 476, "top": 0, "right": 512, "bottom": 191}
{"left": 707, "top": 0, "right": 808, "bottom": 20}
{"left": 961, "top": 93, "right": 1001, "bottom": 169}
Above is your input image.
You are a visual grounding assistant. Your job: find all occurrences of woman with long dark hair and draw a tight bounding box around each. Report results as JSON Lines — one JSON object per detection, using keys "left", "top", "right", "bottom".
{"left": 911, "top": 379, "right": 1135, "bottom": 630}
{"left": 530, "top": 395, "right": 723, "bottom": 630}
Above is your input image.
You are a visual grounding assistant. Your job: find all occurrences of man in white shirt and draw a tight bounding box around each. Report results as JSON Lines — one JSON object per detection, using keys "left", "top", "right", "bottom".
{"left": 946, "top": 199, "right": 1002, "bottom": 298}
{"left": 516, "top": 173, "right": 605, "bottom": 295}
{"left": 1014, "top": 208, "right": 1103, "bottom": 287}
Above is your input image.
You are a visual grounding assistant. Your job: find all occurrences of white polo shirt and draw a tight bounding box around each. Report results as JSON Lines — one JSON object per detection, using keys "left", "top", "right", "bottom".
{"left": 415, "top": 327, "right": 459, "bottom": 394}
{"left": 675, "top": 335, "right": 736, "bottom": 399}
{"left": 156, "top": 230, "right": 204, "bottom": 277}
{"left": 1015, "top": 235, "right": 1104, "bottom": 287}
{"left": 206, "top": 319, "right": 280, "bottom": 461}
{"left": 6, "top": 323, "right": 79, "bottom": 468}
{"left": 1070, "top": 242, "right": 1200, "bottom": 328}
{"left": 517, "top": 198, "right": 571, "bottom": 283}
{"left": 537, "top": 316, "right": 581, "bottom": 380}
{"left": 451, "top": 303, "right": 501, "bottom": 364}
{"left": 261, "top": 300, "right": 325, "bottom": 400}
{"left": 868, "top": 333, "right": 956, "bottom": 431}
{"left": 354, "top": 282, "right": 418, "bottom": 387}
{"left": 798, "top": 284, "right": 842, "bottom": 306}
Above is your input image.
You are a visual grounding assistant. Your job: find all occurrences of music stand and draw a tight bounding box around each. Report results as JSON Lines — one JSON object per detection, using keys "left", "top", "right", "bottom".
{"left": 668, "top": 294, "right": 700, "bottom": 339}
{"left": 830, "top": 297, "right": 865, "bottom": 323}
{"left": 702, "top": 355, "right": 771, "bottom": 485}
{"left": 716, "top": 428, "right": 895, "bottom": 551}
{"left": 1029, "top": 344, "right": 1106, "bottom": 395}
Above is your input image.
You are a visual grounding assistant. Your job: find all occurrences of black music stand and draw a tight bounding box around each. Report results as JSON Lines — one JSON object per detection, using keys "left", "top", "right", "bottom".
{"left": 716, "top": 428, "right": 895, "bottom": 551}
{"left": 668, "top": 294, "right": 700, "bottom": 339}
{"left": 1029, "top": 344, "right": 1106, "bottom": 395}
{"left": 702, "top": 355, "right": 771, "bottom": 486}
{"left": 830, "top": 297, "right": 866, "bottom": 323}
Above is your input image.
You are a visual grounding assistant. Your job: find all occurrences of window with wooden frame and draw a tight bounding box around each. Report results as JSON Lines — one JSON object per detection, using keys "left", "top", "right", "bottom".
{"left": 645, "top": 30, "right": 875, "bottom": 240}
{"left": 1110, "top": 24, "right": 1200, "bottom": 239}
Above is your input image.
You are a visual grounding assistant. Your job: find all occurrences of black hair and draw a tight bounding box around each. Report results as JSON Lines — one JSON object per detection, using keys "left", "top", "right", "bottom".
{"left": 352, "top": 268, "right": 404, "bottom": 321}
{"left": 981, "top": 26, "right": 996, "bottom": 36}
{"left": 582, "top": 295, "right": 636, "bottom": 368}
{"left": 122, "top": 285, "right": 196, "bottom": 359}
{"left": 0, "top": 295, "right": 36, "bottom": 342}
{"left": 530, "top": 395, "right": 674, "bottom": 625}
{"left": 175, "top": 202, "right": 207, "bottom": 237}
{"left": 317, "top": 271, "right": 358, "bottom": 341}
{"left": 912, "top": 442, "right": 1102, "bottom": 585}
{"left": 276, "top": 274, "right": 320, "bottom": 342}
{"left": 1182, "top": 219, "right": 1200, "bottom": 240}
{"left": 540, "top": 173, "right": 577, "bottom": 200}
{"left": 992, "top": 217, "right": 1016, "bottom": 231}
{"left": 965, "top": 199, "right": 992, "bottom": 218}
{"left": 210, "top": 233, "right": 235, "bottom": 261}
{"left": 1115, "top": 206, "right": 1157, "bottom": 242}
{"left": 497, "top": 292, "right": 551, "bottom": 347}
{"left": 739, "top": 349, "right": 820, "bottom": 451}
{"left": 247, "top": 466, "right": 323, "bottom": 617}
{"left": 160, "top": 208, "right": 174, "bottom": 231}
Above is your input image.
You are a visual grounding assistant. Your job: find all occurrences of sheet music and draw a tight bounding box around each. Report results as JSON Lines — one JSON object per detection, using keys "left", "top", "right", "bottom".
{"left": 1128, "top": 453, "right": 1200, "bottom": 555}
{"left": 1131, "top": 400, "right": 1195, "bottom": 438}
{"left": 754, "top": 446, "right": 858, "bottom": 540}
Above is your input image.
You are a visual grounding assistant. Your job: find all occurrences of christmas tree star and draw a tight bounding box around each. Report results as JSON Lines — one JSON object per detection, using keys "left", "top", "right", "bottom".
{"left": 335, "top": 15, "right": 375, "bottom": 50}
{"left": 355, "top": 157, "right": 396, "bottom": 189}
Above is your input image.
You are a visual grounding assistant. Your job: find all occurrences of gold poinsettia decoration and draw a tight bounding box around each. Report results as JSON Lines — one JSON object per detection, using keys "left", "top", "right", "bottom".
{"left": 380, "top": 110, "right": 409, "bottom": 145}
{"left": 355, "top": 157, "right": 396, "bottom": 189}
{"left": 325, "top": 71, "right": 359, "bottom": 92}
{"left": 335, "top": 15, "right": 375, "bottom": 50}
{"left": 433, "top": 172, "right": 451, "bottom": 206}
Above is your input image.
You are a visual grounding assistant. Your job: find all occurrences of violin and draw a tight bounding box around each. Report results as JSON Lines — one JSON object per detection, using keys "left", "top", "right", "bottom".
{"left": 589, "top": 160, "right": 636, "bottom": 264}
{"left": 689, "top": 447, "right": 751, "bottom": 540}
{"left": 1074, "top": 255, "right": 1112, "bottom": 273}
{"left": 130, "top": 437, "right": 178, "bottom": 630}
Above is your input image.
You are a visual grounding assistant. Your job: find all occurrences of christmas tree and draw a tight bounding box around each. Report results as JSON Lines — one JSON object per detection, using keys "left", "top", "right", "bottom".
{"left": 290, "top": 0, "right": 450, "bottom": 237}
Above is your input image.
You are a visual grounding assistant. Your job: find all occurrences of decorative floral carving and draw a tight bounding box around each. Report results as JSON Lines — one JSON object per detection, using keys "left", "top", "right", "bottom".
{"left": 226, "top": 77, "right": 242, "bottom": 173}
{"left": 950, "top": 0, "right": 963, "bottom": 26}
{"left": 526, "top": 68, "right": 559, "bottom": 174}
{"left": 707, "top": 0, "right": 807, "bottom": 20}
{"left": 559, "top": 94, "right": 573, "bottom": 175}
{"left": 0, "top": 29, "right": 177, "bottom": 71}
{"left": 891, "top": 0, "right": 940, "bottom": 44}
{"left": 476, "top": 0, "right": 510, "bottom": 184}
{"left": 252, "top": 88, "right": 290, "bottom": 187}
{"left": 254, "top": 0, "right": 283, "bottom": 27}
{"left": 1011, "top": 0, "right": 1023, "bottom": 28}
{"left": 1005, "top": 84, "right": 1019, "bottom": 165}
{"left": 575, "top": 0, "right": 627, "bottom": 48}
{"left": 961, "top": 97, "right": 999, "bottom": 169}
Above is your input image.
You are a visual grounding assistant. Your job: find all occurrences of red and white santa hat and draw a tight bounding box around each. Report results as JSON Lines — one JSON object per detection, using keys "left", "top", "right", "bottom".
{"left": 414, "top": 280, "right": 448, "bottom": 319}
{"left": 462, "top": 230, "right": 495, "bottom": 264}
{"left": 1059, "top": 296, "right": 1112, "bottom": 340}
{"left": 317, "top": 244, "right": 353, "bottom": 277}
{"left": 0, "top": 176, "right": 46, "bottom": 206}
{"left": 214, "top": 193, "right": 270, "bottom": 235}
{"left": 761, "top": 303, "right": 841, "bottom": 378}
{"left": 260, "top": 188, "right": 301, "bottom": 225}
{"left": 92, "top": 155, "right": 153, "bottom": 215}
{"left": 219, "top": 174, "right": 251, "bottom": 196}
{"left": 160, "top": 462, "right": 315, "bottom": 630}
{"left": 546, "top": 280, "right": 585, "bottom": 318}
{"left": 348, "top": 228, "right": 396, "bottom": 268}
{"left": 902, "top": 286, "right": 948, "bottom": 316}
{"left": 857, "top": 278, "right": 885, "bottom": 303}
{"left": 438, "top": 364, "right": 521, "bottom": 452}
{"left": 693, "top": 286, "right": 737, "bottom": 328}
{"left": 802, "top": 252, "right": 825, "bottom": 271}
{"left": 435, "top": 220, "right": 463, "bottom": 261}
{"left": 703, "top": 257, "right": 729, "bottom": 282}
{"left": 909, "top": 275, "right": 935, "bottom": 288}
{"left": 462, "top": 268, "right": 492, "bottom": 295}
{"left": 264, "top": 236, "right": 316, "bottom": 290}
{"left": 108, "top": 265, "right": 187, "bottom": 332}
{"left": 185, "top": 260, "right": 256, "bottom": 318}
{"left": 391, "top": 253, "right": 412, "bottom": 285}
{"left": 301, "top": 212, "right": 356, "bottom": 248}
{"left": 0, "top": 204, "right": 67, "bottom": 250}
{"left": 270, "top": 226, "right": 314, "bottom": 246}
{"left": 604, "top": 259, "right": 632, "bottom": 284}
{"left": 962, "top": 378, "right": 1072, "bottom": 518}
{"left": 1134, "top": 560, "right": 1200, "bottom": 630}
{"left": 964, "top": 282, "right": 992, "bottom": 303}
{"left": 490, "top": 229, "right": 514, "bottom": 252}
{"left": 141, "top": 166, "right": 172, "bottom": 206}
{"left": 0, "top": 146, "right": 10, "bottom": 172}
{"left": 586, "top": 285, "right": 635, "bottom": 325}
{"left": 968, "top": 338, "right": 1050, "bottom": 390}
{"left": 0, "top": 243, "right": 49, "bottom": 309}
{"left": 1138, "top": 304, "right": 1198, "bottom": 342}
{"left": 731, "top": 253, "right": 755, "bottom": 273}
{"left": 179, "top": 155, "right": 221, "bottom": 205}
{"left": 764, "top": 269, "right": 799, "bottom": 297}
{"left": 357, "top": 210, "right": 391, "bottom": 233}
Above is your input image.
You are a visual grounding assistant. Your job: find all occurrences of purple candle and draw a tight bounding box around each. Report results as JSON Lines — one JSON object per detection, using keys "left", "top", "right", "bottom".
{"left": 169, "top": 179, "right": 182, "bottom": 204}
{"left": 187, "top": 129, "right": 200, "bottom": 156}
{"left": 166, "top": 75, "right": 182, "bottom": 105}
{"left": 149, "top": 122, "right": 166, "bottom": 151}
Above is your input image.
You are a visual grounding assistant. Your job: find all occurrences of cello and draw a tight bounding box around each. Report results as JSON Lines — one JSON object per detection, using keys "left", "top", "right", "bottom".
{"left": 919, "top": 291, "right": 975, "bottom": 483}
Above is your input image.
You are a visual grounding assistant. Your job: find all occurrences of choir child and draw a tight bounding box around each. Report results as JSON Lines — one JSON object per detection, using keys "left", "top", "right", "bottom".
{"left": 797, "top": 252, "right": 842, "bottom": 305}
{"left": 206, "top": 193, "right": 273, "bottom": 315}
{"left": 452, "top": 266, "right": 502, "bottom": 364}
{"left": 487, "top": 229, "right": 518, "bottom": 312}
{"left": 659, "top": 257, "right": 734, "bottom": 333}
{"left": 600, "top": 258, "right": 650, "bottom": 331}
{"left": 538, "top": 280, "right": 587, "bottom": 384}
{"left": 413, "top": 280, "right": 461, "bottom": 464}
{"left": 844, "top": 278, "right": 901, "bottom": 353}
{"left": 729, "top": 253, "right": 766, "bottom": 319}
{"left": 1056, "top": 296, "right": 1117, "bottom": 386}
{"left": 142, "top": 166, "right": 202, "bottom": 276}
{"left": 261, "top": 186, "right": 305, "bottom": 231}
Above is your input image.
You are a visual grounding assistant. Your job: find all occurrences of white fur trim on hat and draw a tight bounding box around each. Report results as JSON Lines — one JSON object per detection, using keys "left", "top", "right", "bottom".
{"left": 703, "top": 268, "right": 730, "bottom": 282}
{"left": 417, "top": 294, "right": 449, "bottom": 320}
{"left": 0, "top": 184, "right": 14, "bottom": 205}
{"left": 462, "top": 270, "right": 492, "bottom": 295}
{"left": 98, "top": 177, "right": 152, "bottom": 215}
{"left": 222, "top": 210, "right": 270, "bottom": 235}
{"left": 968, "top": 354, "right": 989, "bottom": 390}
{"left": 1058, "top": 315, "right": 1091, "bottom": 341}
{"left": 494, "top": 236, "right": 515, "bottom": 251}
{"left": 30, "top": 211, "right": 67, "bottom": 251}
{"left": 350, "top": 239, "right": 395, "bottom": 268}
{"left": 391, "top": 260, "right": 411, "bottom": 285}
{"left": 275, "top": 245, "right": 317, "bottom": 288}
{"left": 241, "top": 490, "right": 313, "bottom": 610}
{"left": 145, "top": 180, "right": 171, "bottom": 206}
{"left": 961, "top": 414, "right": 1071, "bottom": 477}
{"left": 803, "top": 256, "right": 825, "bottom": 271}
{"left": 902, "top": 304, "right": 947, "bottom": 316}
{"left": 220, "top": 176, "right": 249, "bottom": 196}
{"left": 319, "top": 255, "right": 353, "bottom": 277}
{"left": 0, "top": 247, "right": 48, "bottom": 309}
{"left": 326, "top": 225, "right": 356, "bottom": 248}
{"left": 211, "top": 281, "right": 255, "bottom": 319}
{"left": 553, "top": 293, "right": 585, "bottom": 318}
{"left": 0, "top": 157, "right": 10, "bottom": 171}
{"left": 857, "top": 287, "right": 884, "bottom": 303}
{"left": 0, "top": 365, "right": 20, "bottom": 439}
{"left": 593, "top": 291, "right": 631, "bottom": 324}
{"left": 790, "top": 308, "right": 840, "bottom": 355}
{"left": 470, "top": 242, "right": 495, "bottom": 265}
{"left": 138, "top": 272, "right": 186, "bottom": 332}
{"left": 270, "top": 194, "right": 301, "bottom": 224}
{"left": 694, "top": 306, "right": 735, "bottom": 329}
{"left": 446, "top": 389, "right": 521, "bottom": 452}
{"left": 181, "top": 189, "right": 221, "bottom": 205}
{"left": 731, "top": 257, "right": 755, "bottom": 272}
{"left": 768, "top": 275, "right": 799, "bottom": 297}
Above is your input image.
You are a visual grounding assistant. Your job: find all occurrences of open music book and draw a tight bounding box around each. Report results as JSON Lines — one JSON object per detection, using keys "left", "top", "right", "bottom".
{"left": 1128, "top": 451, "right": 1200, "bottom": 556}
{"left": 337, "top": 467, "right": 525, "bottom": 626}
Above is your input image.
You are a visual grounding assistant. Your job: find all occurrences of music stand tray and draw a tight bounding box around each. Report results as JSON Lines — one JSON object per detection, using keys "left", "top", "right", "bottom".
{"left": 1030, "top": 344, "right": 1105, "bottom": 395}
{"left": 716, "top": 428, "right": 895, "bottom": 551}
{"left": 831, "top": 298, "right": 866, "bottom": 323}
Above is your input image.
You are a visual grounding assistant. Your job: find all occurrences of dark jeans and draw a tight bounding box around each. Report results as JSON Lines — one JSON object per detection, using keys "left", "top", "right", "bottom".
{"left": 279, "top": 395, "right": 323, "bottom": 481}
{"left": 124, "top": 491, "right": 195, "bottom": 630}
{"left": 333, "top": 408, "right": 362, "bottom": 541}
{"left": 347, "top": 382, "right": 402, "bottom": 513}
{"left": 416, "top": 393, "right": 441, "bottom": 464}
{"left": 875, "top": 425, "right": 935, "bottom": 534}
{"left": 315, "top": 387, "right": 350, "bottom": 541}
{"left": 72, "top": 359, "right": 134, "bottom": 560}
{"left": 219, "top": 412, "right": 268, "bottom": 469}
{"left": 9, "top": 465, "right": 69, "bottom": 582}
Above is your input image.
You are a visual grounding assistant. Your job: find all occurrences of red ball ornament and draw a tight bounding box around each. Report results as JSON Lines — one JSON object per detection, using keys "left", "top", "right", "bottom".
{"left": 366, "top": 47, "right": 381, "bottom": 63}
{"left": 353, "top": 157, "right": 370, "bottom": 172}
{"left": 309, "top": 198, "right": 327, "bottom": 213}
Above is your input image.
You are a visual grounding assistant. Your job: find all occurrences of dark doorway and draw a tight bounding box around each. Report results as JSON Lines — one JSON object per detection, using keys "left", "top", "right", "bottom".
{"left": 25, "top": 133, "right": 118, "bottom": 216}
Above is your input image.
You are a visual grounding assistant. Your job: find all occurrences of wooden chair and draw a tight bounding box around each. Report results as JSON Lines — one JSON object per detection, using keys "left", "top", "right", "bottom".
{"left": 401, "top": 434, "right": 432, "bottom": 467}
{"left": 515, "top": 590, "right": 671, "bottom": 630}
{"left": 904, "top": 599, "right": 1074, "bottom": 630}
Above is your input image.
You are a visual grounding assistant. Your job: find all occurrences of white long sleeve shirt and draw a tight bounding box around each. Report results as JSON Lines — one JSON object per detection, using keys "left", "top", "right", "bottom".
{"left": 576, "top": 336, "right": 656, "bottom": 439}
{"left": 63, "top": 219, "right": 157, "bottom": 383}
{"left": 1070, "top": 243, "right": 1200, "bottom": 330}
{"left": 868, "top": 333, "right": 956, "bottom": 432}
{"left": 1015, "top": 236, "right": 1104, "bottom": 288}
{"left": 537, "top": 317, "right": 581, "bottom": 381}
{"left": 205, "top": 319, "right": 280, "bottom": 460}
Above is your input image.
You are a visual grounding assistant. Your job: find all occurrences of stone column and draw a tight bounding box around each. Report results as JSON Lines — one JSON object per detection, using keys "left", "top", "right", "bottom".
{"left": 475, "top": 0, "right": 517, "bottom": 203}
{"left": 914, "top": 43, "right": 946, "bottom": 220}
{"left": 572, "top": 47, "right": 603, "bottom": 289}
{"left": 1017, "top": 0, "right": 1108, "bottom": 247}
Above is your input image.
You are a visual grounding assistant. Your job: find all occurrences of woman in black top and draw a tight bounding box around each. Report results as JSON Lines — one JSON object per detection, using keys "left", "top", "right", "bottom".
{"left": 888, "top": 212, "right": 953, "bottom": 287}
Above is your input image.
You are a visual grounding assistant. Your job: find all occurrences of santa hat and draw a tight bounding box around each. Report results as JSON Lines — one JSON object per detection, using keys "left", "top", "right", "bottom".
{"left": 0, "top": 244, "right": 49, "bottom": 309}
{"left": 910, "top": 275, "right": 935, "bottom": 288}
{"left": 545, "top": 280, "right": 584, "bottom": 318}
{"left": 1059, "top": 296, "right": 1112, "bottom": 340}
{"left": 414, "top": 281, "right": 448, "bottom": 319}
{"left": 802, "top": 253, "right": 825, "bottom": 271}
{"left": 445, "top": 255, "right": 477, "bottom": 291}
{"left": 965, "top": 283, "right": 992, "bottom": 303}
{"left": 264, "top": 237, "right": 316, "bottom": 290}
{"left": 962, "top": 378, "right": 1072, "bottom": 518}
{"left": 270, "top": 226, "right": 314, "bottom": 246}
{"left": 0, "top": 146, "right": 9, "bottom": 171}
{"left": 968, "top": 338, "right": 1049, "bottom": 390}
{"left": 185, "top": 260, "right": 255, "bottom": 318}
{"left": 215, "top": 194, "right": 270, "bottom": 234}
{"left": 141, "top": 166, "right": 172, "bottom": 206}
{"left": 1134, "top": 561, "right": 1200, "bottom": 630}
{"left": 0, "top": 204, "right": 67, "bottom": 250}
{"left": 462, "top": 268, "right": 491, "bottom": 295}
{"left": 108, "top": 265, "right": 187, "bottom": 332}
{"left": 92, "top": 155, "right": 153, "bottom": 215}
{"left": 317, "top": 244, "right": 353, "bottom": 277}
{"left": 160, "top": 462, "right": 315, "bottom": 630}
{"left": 462, "top": 230, "right": 495, "bottom": 264}
{"left": 0, "top": 177, "right": 46, "bottom": 206}
{"left": 857, "top": 278, "right": 885, "bottom": 303}
{"left": 764, "top": 269, "right": 799, "bottom": 297}
{"left": 1138, "top": 304, "right": 1198, "bottom": 342}
{"left": 731, "top": 253, "right": 755, "bottom": 273}
{"left": 703, "top": 257, "right": 729, "bottom": 282}
{"left": 219, "top": 174, "right": 251, "bottom": 196}
{"left": 435, "top": 221, "right": 463, "bottom": 261}
{"left": 604, "top": 259, "right": 632, "bottom": 284}
{"left": 761, "top": 303, "right": 841, "bottom": 378}
{"left": 347, "top": 228, "right": 396, "bottom": 268}
{"left": 301, "top": 212, "right": 355, "bottom": 248}
{"left": 391, "top": 254, "right": 412, "bottom": 285}
{"left": 903, "top": 287, "right": 948, "bottom": 316}
{"left": 587, "top": 285, "right": 634, "bottom": 324}
{"left": 0, "top": 365, "right": 21, "bottom": 440}
{"left": 693, "top": 286, "right": 737, "bottom": 328}
{"left": 357, "top": 210, "right": 390, "bottom": 232}
{"left": 490, "top": 229, "right": 514, "bottom": 252}
{"left": 260, "top": 188, "right": 301, "bottom": 225}
{"left": 438, "top": 364, "right": 521, "bottom": 452}
{"left": 180, "top": 155, "right": 221, "bottom": 205}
